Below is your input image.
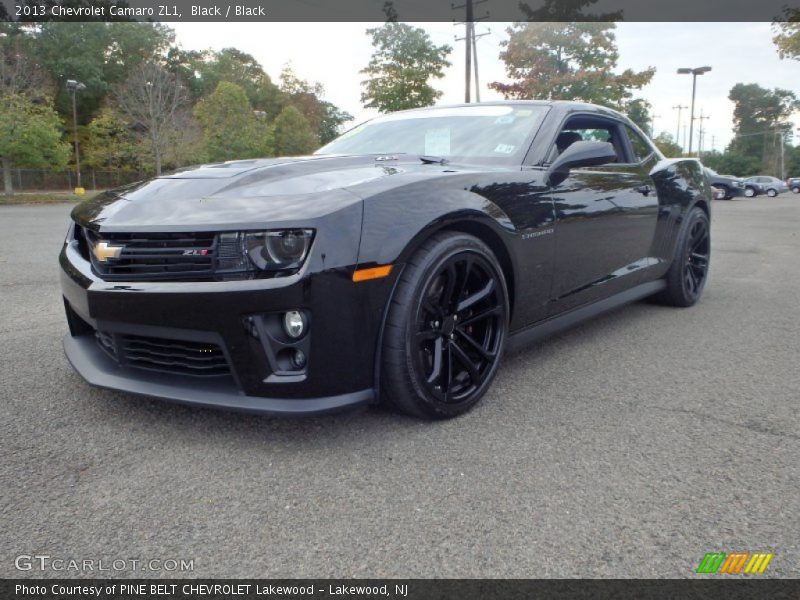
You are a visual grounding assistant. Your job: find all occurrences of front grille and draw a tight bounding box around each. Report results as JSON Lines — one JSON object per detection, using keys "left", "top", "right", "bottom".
{"left": 95, "top": 331, "right": 231, "bottom": 378}
{"left": 82, "top": 228, "right": 217, "bottom": 280}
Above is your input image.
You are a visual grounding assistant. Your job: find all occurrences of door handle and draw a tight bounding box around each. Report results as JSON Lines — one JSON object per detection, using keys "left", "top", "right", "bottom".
{"left": 635, "top": 185, "right": 652, "bottom": 196}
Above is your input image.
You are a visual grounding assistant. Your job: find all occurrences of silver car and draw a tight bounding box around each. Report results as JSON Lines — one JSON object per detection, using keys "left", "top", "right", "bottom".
{"left": 744, "top": 176, "right": 790, "bottom": 198}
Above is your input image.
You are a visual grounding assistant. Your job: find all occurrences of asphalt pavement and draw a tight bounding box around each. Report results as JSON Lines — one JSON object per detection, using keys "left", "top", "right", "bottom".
{"left": 1, "top": 194, "right": 798, "bottom": 578}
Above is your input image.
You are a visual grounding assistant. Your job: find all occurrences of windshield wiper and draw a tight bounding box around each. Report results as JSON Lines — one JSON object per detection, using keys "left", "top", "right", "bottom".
{"left": 419, "top": 155, "right": 448, "bottom": 165}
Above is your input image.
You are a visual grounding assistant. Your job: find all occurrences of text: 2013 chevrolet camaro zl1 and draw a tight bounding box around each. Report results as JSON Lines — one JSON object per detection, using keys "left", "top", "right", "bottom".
{"left": 60, "top": 101, "right": 712, "bottom": 419}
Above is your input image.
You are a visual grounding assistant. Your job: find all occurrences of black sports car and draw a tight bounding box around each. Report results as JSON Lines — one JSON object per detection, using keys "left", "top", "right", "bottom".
{"left": 60, "top": 101, "right": 712, "bottom": 419}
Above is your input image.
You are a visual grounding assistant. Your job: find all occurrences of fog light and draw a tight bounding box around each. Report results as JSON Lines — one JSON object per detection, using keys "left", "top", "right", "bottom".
{"left": 283, "top": 310, "right": 306, "bottom": 339}
{"left": 292, "top": 349, "right": 307, "bottom": 369}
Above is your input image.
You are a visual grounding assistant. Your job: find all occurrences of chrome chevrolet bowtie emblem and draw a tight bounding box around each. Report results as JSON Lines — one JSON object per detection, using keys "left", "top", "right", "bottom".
{"left": 92, "top": 241, "right": 123, "bottom": 262}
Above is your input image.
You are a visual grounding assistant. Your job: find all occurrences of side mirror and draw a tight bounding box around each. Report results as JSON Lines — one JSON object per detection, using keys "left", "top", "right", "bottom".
{"left": 546, "top": 141, "right": 618, "bottom": 187}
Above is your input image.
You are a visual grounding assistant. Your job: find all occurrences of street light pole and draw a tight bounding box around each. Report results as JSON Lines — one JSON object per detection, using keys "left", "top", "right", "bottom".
{"left": 672, "top": 104, "right": 687, "bottom": 151}
{"left": 677, "top": 66, "right": 712, "bottom": 157}
{"left": 66, "top": 79, "right": 86, "bottom": 190}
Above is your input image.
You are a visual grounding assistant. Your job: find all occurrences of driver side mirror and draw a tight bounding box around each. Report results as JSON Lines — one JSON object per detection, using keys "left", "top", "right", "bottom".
{"left": 546, "top": 141, "right": 618, "bottom": 187}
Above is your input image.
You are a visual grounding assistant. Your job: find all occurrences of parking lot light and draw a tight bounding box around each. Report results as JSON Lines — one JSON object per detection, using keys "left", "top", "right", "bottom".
{"left": 677, "top": 66, "right": 712, "bottom": 157}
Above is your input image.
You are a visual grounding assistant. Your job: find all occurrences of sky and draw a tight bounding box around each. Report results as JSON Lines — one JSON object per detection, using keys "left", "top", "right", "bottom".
{"left": 170, "top": 22, "right": 798, "bottom": 151}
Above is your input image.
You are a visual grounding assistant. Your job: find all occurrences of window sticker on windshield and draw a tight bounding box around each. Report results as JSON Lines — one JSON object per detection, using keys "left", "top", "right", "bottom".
{"left": 495, "top": 115, "right": 515, "bottom": 124}
{"left": 494, "top": 143, "right": 515, "bottom": 154}
{"left": 515, "top": 109, "right": 533, "bottom": 117}
{"left": 425, "top": 128, "right": 451, "bottom": 155}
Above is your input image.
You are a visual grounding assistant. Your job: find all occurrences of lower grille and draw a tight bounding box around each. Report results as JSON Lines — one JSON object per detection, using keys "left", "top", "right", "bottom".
{"left": 95, "top": 331, "right": 231, "bottom": 378}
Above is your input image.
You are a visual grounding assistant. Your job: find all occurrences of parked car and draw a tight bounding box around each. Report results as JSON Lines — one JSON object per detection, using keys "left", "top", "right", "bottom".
{"left": 60, "top": 101, "right": 712, "bottom": 419}
{"left": 745, "top": 176, "right": 789, "bottom": 197}
{"left": 705, "top": 168, "right": 745, "bottom": 199}
{"left": 786, "top": 177, "right": 800, "bottom": 193}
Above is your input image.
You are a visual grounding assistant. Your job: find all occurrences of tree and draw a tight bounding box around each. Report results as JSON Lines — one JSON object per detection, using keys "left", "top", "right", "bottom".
{"left": 194, "top": 81, "right": 271, "bottom": 162}
{"left": 0, "top": 94, "right": 69, "bottom": 196}
{"left": 727, "top": 83, "right": 797, "bottom": 175}
{"left": 626, "top": 98, "right": 652, "bottom": 136}
{"left": 22, "top": 22, "right": 174, "bottom": 124}
{"left": 652, "top": 132, "right": 682, "bottom": 158}
{"left": 773, "top": 8, "right": 800, "bottom": 60}
{"left": 278, "top": 64, "right": 352, "bottom": 144}
{"left": 490, "top": 22, "right": 654, "bottom": 110}
{"left": 271, "top": 105, "right": 318, "bottom": 156}
{"left": 360, "top": 22, "right": 452, "bottom": 112}
{"left": 113, "top": 61, "right": 188, "bottom": 175}
{"left": 169, "top": 47, "right": 285, "bottom": 119}
{"left": 517, "top": 0, "right": 622, "bottom": 21}
{"left": 1, "top": 30, "right": 52, "bottom": 99}
{"left": 83, "top": 109, "right": 140, "bottom": 172}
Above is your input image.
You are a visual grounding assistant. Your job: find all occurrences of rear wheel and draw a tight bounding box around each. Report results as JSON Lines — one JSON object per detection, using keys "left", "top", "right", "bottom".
{"left": 744, "top": 187, "right": 756, "bottom": 197}
{"left": 380, "top": 232, "right": 508, "bottom": 419}
{"left": 792, "top": 186, "right": 799, "bottom": 194}
{"left": 655, "top": 206, "right": 710, "bottom": 307}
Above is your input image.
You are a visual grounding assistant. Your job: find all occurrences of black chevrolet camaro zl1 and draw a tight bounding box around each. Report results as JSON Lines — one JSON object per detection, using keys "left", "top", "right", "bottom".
{"left": 60, "top": 101, "right": 712, "bottom": 419}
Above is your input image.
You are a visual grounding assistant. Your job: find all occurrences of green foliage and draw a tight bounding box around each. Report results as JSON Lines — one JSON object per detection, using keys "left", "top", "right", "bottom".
{"left": 701, "top": 150, "right": 762, "bottom": 178}
{"left": 0, "top": 93, "right": 69, "bottom": 194}
{"left": 773, "top": 8, "right": 800, "bottom": 60}
{"left": 17, "top": 22, "right": 174, "bottom": 123}
{"left": 360, "top": 22, "right": 452, "bottom": 112}
{"left": 318, "top": 101, "right": 353, "bottom": 145}
{"left": 518, "top": 0, "right": 622, "bottom": 21}
{"left": 652, "top": 132, "right": 683, "bottom": 158}
{"left": 626, "top": 98, "right": 652, "bottom": 137}
{"left": 490, "top": 22, "right": 654, "bottom": 110}
{"left": 169, "top": 47, "right": 285, "bottom": 120}
{"left": 271, "top": 105, "right": 318, "bottom": 156}
{"left": 194, "top": 81, "right": 272, "bottom": 162}
{"left": 83, "top": 109, "right": 139, "bottom": 171}
{"left": 727, "top": 83, "right": 797, "bottom": 174}
{"left": 278, "top": 65, "right": 352, "bottom": 144}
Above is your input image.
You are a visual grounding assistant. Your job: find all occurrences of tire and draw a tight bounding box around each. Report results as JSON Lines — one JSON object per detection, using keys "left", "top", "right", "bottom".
{"left": 654, "top": 206, "right": 710, "bottom": 307}
{"left": 717, "top": 185, "right": 732, "bottom": 200}
{"left": 767, "top": 188, "right": 778, "bottom": 197}
{"left": 792, "top": 186, "right": 799, "bottom": 194}
{"left": 380, "top": 232, "right": 509, "bottom": 419}
{"left": 744, "top": 187, "right": 756, "bottom": 197}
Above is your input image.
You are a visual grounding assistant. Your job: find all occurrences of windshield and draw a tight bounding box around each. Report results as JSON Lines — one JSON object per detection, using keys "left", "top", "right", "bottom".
{"left": 315, "top": 105, "right": 549, "bottom": 163}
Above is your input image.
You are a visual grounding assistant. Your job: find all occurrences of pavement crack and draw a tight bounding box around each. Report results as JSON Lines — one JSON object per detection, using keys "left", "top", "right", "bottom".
{"left": 645, "top": 406, "right": 800, "bottom": 441}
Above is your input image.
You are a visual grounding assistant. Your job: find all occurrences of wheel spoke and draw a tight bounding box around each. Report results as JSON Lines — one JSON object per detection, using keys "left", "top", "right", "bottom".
{"left": 456, "top": 329, "right": 496, "bottom": 361}
{"left": 457, "top": 278, "right": 494, "bottom": 313}
{"left": 444, "top": 342, "right": 454, "bottom": 401}
{"left": 426, "top": 337, "right": 444, "bottom": 384}
{"left": 690, "top": 251, "right": 708, "bottom": 266}
{"left": 458, "top": 305, "right": 501, "bottom": 327}
{"left": 441, "top": 263, "right": 458, "bottom": 311}
{"left": 453, "top": 257, "right": 473, "bottom": 308}
{"left": 450, "top": 340, "right": 481, "bottom": 385}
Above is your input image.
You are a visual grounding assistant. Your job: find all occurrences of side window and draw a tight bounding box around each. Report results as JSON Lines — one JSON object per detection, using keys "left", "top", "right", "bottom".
{"left": 625, "top": 126, "right": 654, "bottom": 163}
{"left": 548, "top": 117, "right": 627, "bottom": 164}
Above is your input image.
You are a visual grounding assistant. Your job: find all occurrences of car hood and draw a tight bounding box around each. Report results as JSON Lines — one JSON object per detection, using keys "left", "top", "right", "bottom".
{"left": 71, "top": 155, "right": 481, "bottom": 232}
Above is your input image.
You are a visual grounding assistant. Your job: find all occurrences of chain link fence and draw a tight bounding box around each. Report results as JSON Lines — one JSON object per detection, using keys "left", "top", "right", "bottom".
{"left": 9, "top": 169, "right": 148, "bottom": 192}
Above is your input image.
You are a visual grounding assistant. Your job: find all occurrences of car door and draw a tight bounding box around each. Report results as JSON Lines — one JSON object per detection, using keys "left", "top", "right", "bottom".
{"left": 548, "top": 116, "right": 660, "bottom": 313}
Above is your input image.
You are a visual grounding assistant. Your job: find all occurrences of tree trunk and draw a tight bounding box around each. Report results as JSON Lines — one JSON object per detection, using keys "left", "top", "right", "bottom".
{"left": 155, "top": 151, "right": 162, "bottom": 177}
{"left": 2, "top": 157, "right": 12, "bottom": 197}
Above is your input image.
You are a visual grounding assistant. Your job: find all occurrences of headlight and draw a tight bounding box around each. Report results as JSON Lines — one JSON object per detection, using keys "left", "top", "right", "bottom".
{"left": 217, "top": 229, "right": 314, "bottom": 278}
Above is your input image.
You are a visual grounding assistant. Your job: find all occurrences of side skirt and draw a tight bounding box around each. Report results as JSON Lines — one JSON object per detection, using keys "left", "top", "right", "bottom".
{"left": 506, "top": 279, "right": 666, "bottom": 353}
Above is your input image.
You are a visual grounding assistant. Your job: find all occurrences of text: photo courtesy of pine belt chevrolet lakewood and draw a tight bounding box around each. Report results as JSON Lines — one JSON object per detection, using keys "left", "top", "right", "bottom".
{"left": 60, "top": 101, "right": 713, "bottom": 419}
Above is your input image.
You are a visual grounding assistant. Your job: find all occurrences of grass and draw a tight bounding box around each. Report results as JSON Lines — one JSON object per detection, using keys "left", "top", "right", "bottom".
{"left": 0, "top": 191, "right": 91, "bottom": 205}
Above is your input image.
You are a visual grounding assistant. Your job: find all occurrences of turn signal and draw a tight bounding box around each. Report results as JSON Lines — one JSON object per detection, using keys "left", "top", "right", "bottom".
{"left": 352, "top": 265, "right": 393, "bottom": 282}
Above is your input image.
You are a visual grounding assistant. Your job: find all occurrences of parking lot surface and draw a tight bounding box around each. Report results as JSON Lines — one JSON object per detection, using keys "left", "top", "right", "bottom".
{"left": 1, "top": 195, "right": 798, "bottom": 578}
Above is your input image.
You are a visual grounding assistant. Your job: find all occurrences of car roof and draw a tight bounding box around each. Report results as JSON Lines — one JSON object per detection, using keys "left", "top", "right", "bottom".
{"left": 392, "top": 100, "right": 630, "bottom": 121}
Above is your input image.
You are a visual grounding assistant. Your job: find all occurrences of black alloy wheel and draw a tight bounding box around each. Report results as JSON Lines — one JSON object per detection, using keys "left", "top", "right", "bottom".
{"left": 655, "top": 206, "right": 710, "bottom": 307}
{"left": 683, "top": 217, "right": 710, "bottom": 300}
{"left": 381, "top": 233, "right": 508, "bottom": 419}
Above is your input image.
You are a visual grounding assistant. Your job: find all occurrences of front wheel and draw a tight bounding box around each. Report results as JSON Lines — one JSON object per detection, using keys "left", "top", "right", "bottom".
{"left": 654, "top": 206, "right": 710, "bottom": 307}
{"left": 380, "top": 232, "right": 508, "bottom": 419}
{"left": 767, "top": 188, "right": 778, "bottom": 197}
{"left": 792, "top": 186, "right": 799, "bottom": 194}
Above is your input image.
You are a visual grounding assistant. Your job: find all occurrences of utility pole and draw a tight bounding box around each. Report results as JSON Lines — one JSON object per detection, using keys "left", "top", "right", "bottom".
{"left": 452, "top": 0, "right": 488, "bottom": 103}
{"left": 672, "top": 104, "right": 687, "bottom": 150}
{"left": 650, "top": 114, "right": 661, "bottom": 137}
{"left": 694, "top": 109, "right": 710, "bottom": 158}
{"left": 66, "top": 79, "right": 86, "bottom": 190}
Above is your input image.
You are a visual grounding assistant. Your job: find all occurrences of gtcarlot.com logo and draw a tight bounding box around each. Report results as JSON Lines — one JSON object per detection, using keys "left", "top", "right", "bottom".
{"left": 696, "top": 552, "right": 773, "bottom": 575}
{"left": 15, "top": 554, "right": 194, "bottom": 573}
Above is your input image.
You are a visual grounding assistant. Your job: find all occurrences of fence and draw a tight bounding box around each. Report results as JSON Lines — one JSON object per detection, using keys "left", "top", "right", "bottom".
{"left": 9, "top": 169, "right": 148, "bottom": 192}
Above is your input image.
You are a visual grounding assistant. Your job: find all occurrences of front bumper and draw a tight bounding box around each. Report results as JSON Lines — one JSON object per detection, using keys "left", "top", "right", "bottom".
{"left": 59, "top": 236, "right": 396, "bottom": 416}
{"left": 63, "top": 334, "right": 373, "bottom": 415}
